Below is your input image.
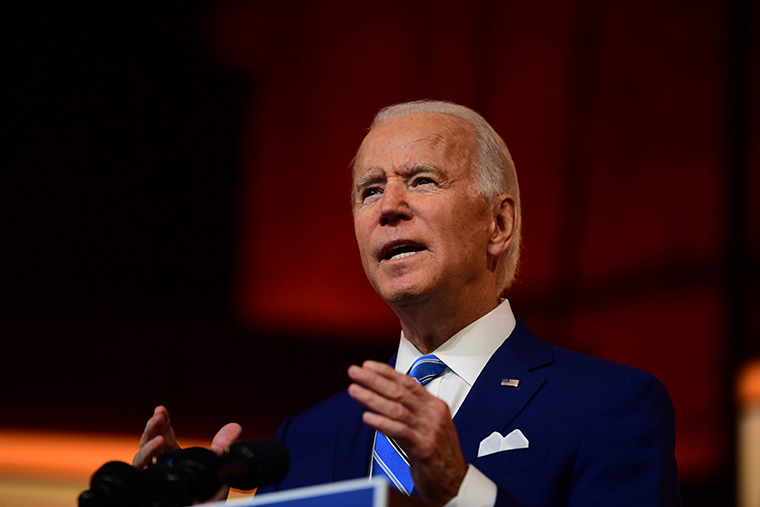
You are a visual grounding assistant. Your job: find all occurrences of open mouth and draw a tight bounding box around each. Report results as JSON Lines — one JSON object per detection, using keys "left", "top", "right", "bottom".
{"left": 381, "top": 242, "right": 426, "bottom": 261}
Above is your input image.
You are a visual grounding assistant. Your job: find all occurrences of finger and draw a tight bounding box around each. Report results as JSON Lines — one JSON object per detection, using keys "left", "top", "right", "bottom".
{"left": 139, "top": 406, "right": 176, "bottom": 448}
{"left": 210, "top": 422, "right": 242, "bottom": 456}
{"left": 350, "top": 381, "right": 455, "bottom": 447}
{"left": 138, "top": 412, "right": 163, "bottom": 448}
{"left": 352, "top": 360, "right": 411, "bottom": 383}
{"left": 132, "top": 435, "right": 165, "bottom": 469}
{"left": 358, "top": 394, "right": 449, "bottom": 450}
{"left": 202, "top": 423, "right": 242, "bottom": 504}
{"left": 135, "top": 406, "right": 179, "bottom": 470}
{"left": 347, "top": 382, "right": 413, "bottom": 425}
{"left": 361, "top": 410, "right": 413, "bottom": 441}
{"left": 348, "top": 363, "right": 422, "bottom": 403}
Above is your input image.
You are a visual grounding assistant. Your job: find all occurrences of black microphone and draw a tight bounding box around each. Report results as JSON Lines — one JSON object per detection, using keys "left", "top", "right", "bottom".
{"left": 153, "top": 446, "right": 224, "bottom": 504}
{"left": 78, "top": 439, "right": 290, "bottom": 507}
{"left": 220, "top": 438, "right": 290, "bottom": 490}
{"left": 78, "top": 461, "right": 143, "bottom": 507}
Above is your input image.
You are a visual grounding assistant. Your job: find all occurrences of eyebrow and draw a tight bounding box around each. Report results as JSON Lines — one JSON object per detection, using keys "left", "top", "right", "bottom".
{"left": 354, "top": 170, "right": 385, "bottom": 190}
{"left": 400, "top": 163, "right": 444, "bottom": 178}
{"left": 354, "top": 163, "right": 446, "bottom": 196}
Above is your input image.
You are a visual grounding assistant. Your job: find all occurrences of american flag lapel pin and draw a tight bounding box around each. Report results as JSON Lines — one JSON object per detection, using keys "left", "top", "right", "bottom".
{"left": 501, "top": 378, "right": 520, "bottom": 387}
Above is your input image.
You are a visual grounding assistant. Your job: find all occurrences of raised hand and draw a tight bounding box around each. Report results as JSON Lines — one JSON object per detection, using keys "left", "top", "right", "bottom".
{"left": 132, "top": 405, "right": 243, "bottom": 503}
{"left": 204, "top": 421, "right": 243, "bottom": 502}
{"left": 133, "top": 405, "right": 179, "bottom": 470}
{"left": 347, "top": 360, "right": 467, "bottom": 506}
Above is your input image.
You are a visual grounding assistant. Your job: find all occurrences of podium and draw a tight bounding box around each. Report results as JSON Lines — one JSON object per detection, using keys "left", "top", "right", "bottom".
{"left": 212, "top": 478, "right": 423, "bottom": 507}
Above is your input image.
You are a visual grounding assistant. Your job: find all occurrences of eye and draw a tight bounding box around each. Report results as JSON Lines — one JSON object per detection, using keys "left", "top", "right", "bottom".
{"left": 361, "top": 187, "right": 382, "bottom": 200}
{"left": 412, "top": 176, "right": 436, "bottom": 187}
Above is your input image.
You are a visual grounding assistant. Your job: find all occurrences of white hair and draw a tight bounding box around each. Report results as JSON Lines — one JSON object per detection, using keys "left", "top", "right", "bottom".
{"left": 366, "top": 100, "right": 522, "bottom": 292}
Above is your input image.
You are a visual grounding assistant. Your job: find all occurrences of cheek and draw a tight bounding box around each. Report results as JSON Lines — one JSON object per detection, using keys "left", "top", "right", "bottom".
{"left": 353, "top": 218, "right": 373, "bottom": 263}
{"left": 446, "top": 208, "right": 492, "bottom": 261}
{"left": 353, "top": 212, "right": 366, "bottom": 240}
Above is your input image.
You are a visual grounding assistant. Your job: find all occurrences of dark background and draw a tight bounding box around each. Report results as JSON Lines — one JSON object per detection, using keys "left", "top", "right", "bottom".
{"left": 1, "top": 1, "right": 758, "bottom": 505}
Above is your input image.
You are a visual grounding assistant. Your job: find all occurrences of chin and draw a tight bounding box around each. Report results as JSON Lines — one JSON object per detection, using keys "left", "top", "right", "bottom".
{"left": 374, "top": 281, "right": 431, "bottom": 306}
{"left": 368, "top": 267, "right": 443, "bottom": 305}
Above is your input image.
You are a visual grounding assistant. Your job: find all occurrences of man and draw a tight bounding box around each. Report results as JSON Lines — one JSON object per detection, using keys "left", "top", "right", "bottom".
{"left": 134, "top": 101, "right": 680, "bottom": 506}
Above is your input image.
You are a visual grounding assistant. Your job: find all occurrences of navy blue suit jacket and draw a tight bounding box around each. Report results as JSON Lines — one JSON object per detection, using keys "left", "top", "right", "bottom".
{"left": 259, "top": 319, "right": 681, "bottom": 506}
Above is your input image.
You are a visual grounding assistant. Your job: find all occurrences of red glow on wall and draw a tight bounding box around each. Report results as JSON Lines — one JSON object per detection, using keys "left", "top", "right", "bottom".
{"left": 208, "top": 0, "right": 750, "bottom": 481}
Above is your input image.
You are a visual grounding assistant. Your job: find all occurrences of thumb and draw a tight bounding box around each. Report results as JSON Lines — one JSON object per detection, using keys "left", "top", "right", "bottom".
{"left": 210, "top": 422, "right": 242, "bottom": 456}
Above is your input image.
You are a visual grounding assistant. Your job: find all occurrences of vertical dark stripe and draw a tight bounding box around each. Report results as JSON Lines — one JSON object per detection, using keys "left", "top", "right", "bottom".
{"left": 545, "top": 0, "right": 604, "bottom": 345}
{"left": 725, "top": 0, "right": 752, "bottom": 503}
{"left": 726, "top": 0, "right": 751, "bottom": 371}
{"left": 472, "top": 0, "right": 500, "bottom": 115}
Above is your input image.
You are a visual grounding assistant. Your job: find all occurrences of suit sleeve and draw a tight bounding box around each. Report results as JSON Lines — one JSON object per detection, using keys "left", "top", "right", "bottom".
{"left": 562, "top": 370, "right": 680, "bottom": 507}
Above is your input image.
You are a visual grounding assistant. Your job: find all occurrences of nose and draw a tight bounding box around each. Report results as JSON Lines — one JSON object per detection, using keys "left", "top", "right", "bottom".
{"left": 379, "top": 181, "right": 412, "bottom": 225}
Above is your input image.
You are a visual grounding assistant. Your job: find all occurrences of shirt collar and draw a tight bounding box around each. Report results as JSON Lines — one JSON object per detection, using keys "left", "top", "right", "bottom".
{"left": 395, "top": 299, "right": 516, "bottom": 386}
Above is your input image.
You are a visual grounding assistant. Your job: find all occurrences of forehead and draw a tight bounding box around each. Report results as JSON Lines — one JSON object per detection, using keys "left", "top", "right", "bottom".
{"left": 354, "top": 113, "right": 478, "bottom": 178}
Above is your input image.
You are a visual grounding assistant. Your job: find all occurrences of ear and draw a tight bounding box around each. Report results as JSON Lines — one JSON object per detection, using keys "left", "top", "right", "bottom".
{"left": 487, "top": 194, "right": 516, "bottom": 258}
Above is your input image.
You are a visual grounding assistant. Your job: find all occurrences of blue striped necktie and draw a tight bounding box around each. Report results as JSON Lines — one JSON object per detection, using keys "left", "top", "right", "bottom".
{"left": 371, "top": 354, "right": 448, "bottom": 494}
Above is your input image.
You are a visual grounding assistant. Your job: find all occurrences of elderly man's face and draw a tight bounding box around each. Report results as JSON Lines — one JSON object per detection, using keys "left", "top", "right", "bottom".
{"left": 353, "top": 113, "right": 496, "bottom": 307}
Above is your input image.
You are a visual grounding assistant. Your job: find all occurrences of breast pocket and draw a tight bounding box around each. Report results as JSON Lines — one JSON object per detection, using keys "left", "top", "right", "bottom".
{"left": 472, "top": 446, "right": 550, "bottom": 476}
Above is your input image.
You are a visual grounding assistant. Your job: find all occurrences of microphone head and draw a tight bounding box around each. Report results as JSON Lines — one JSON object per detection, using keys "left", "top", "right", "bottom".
{"left": 221, "top": 438, "right": 290, "bottom": 490}
{"left": 156, "top": 446, "right": 223, "bottom": 502}
{"left": 79, "top": 461, "right": 143, "bottom": 507}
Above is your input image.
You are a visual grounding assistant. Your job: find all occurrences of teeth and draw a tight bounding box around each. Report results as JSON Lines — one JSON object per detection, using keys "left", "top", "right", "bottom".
{"left": 390, "top": 251, "right": 418, "bottom": 260}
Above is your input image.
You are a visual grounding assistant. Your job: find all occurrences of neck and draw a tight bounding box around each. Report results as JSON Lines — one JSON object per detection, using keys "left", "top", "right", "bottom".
{"left": 391, "top": 291, "right": 500, "bottom": 354}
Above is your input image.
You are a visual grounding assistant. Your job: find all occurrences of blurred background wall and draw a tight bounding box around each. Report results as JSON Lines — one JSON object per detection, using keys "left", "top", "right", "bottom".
{"left": 1, "top": 1, "right": 757, "bottom": 505}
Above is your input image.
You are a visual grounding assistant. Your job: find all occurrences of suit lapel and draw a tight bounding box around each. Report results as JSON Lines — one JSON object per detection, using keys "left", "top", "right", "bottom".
{"left": 333, "top": 397, "right": 375, "bottom": 481}
{"left": 332, "top": 353, "right": 399, "bottom": 481}
{"left": 453, "top": 319, "right": 554, "bottom": 464}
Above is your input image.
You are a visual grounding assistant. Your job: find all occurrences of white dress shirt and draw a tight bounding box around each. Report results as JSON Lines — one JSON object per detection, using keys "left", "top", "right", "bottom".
{"left": 393, "top": 299, "right": 516, "bottom": 507}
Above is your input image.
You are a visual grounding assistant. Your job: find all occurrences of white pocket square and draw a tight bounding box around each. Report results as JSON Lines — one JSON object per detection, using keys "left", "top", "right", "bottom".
{"left": 477, "top": 429, "right": 530, "bottom": 457}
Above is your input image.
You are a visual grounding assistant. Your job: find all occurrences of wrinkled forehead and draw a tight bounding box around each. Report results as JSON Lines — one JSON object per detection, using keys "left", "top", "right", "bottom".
{"left": 353, "top": 113, "right": 478, "bottom": 179}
